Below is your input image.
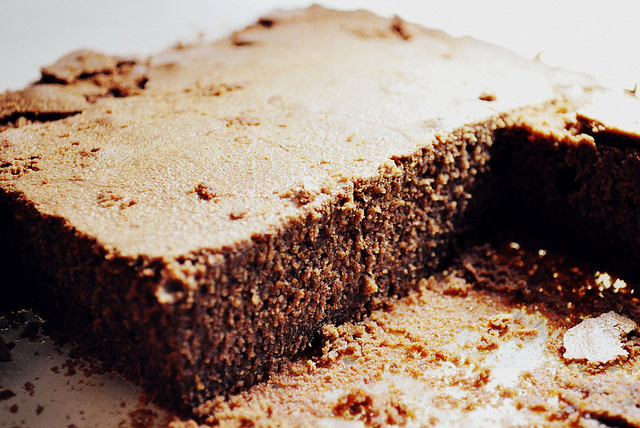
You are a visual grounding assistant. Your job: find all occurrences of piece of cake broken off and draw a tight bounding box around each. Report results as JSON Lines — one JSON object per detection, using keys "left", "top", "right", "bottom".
{"left": 563, "top": 311, "right": 637, "bottom": 364}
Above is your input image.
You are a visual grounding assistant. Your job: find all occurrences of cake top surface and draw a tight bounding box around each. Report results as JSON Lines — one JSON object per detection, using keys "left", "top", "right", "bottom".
{"left": 0, "top": 6, "right": 599, "bottom": 258}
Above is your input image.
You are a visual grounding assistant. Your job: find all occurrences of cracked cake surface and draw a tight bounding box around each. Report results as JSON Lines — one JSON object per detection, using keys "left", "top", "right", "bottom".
{"left": 0, "top": 6, "right": 592, "bottom": 258}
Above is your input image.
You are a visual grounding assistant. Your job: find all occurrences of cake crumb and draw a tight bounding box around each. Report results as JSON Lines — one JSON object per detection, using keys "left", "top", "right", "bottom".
{"left": 0, "top": 85, "right": 89, "bottom": 123}
{"left": 332, "top": 388, "right": 412, "bottom": 427}
{"left": 390, "top": 15, "right": 413, "bottom": 40}
{"left": 97, "top": 190, "right": 137, "bottom": 209}
{"left": 487, "top": 313, "right": 512, "bottom": 335}
{"left": 515, "top": 328, "right": 539, "bottom": 337}
{"left": 128, "top": 407, "right": 158, "bottom": 428}
{"left": 229, "top": 209, "right": 248, "bottom": 220}
{"left": 24, "top": 381, "right": 35, "bottom": 396}
{"left": 289, "top": 178, "right": 321, "bottom": 205}
{"left": 479, "top": 91, "right": 497, "bottom": 102}
{"left": 41, "top": 50, "right": 118, "bottom": 84}
{"left": 194, "top": 182, "right": 218, "bottom": 201}
{"left": 624, "top": 83, "right": 637, "bottom": 97}
{"left": 364, "top": 276, "right": 379, "bottom": 294}
{"left": 231, "top": 32, "right": 258, "bottom": 47}
{"left": 225, "top": 112, "right": 261, "bottom": 126}
{"left": 419, "top": 274, "right": 471, "bottom": 297}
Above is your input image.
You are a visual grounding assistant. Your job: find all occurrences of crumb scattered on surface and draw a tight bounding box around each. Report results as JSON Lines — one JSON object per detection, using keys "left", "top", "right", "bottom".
{"left": 129, "top": 407, "right": 158, "bottom": 428}
{"left": 194, "top": 183, "right": 218, "bottom": 201}
{"left": 24, "top": 381, "right": 35, "bottom": 396}
{"left": 479, "top": 91, "right": 497, "bottom": 101}
{"left": 390, "top": 15, "right": 413, "bottom": 40}
{"left": 333, "top": 387, "right": 413, "bottom": 427}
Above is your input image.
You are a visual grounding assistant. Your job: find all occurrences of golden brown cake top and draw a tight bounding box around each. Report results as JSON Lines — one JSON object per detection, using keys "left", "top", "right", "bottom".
{"left": 0, "top": 6, "right": 597, "bottom": 258}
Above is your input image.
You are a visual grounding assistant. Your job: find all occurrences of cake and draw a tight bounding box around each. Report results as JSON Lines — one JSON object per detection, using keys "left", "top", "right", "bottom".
{"left": 179, "top": 239, "right": 640, "bottom": 427}
{"left": 1, "top": 5, "right": 639, "bottom": 414}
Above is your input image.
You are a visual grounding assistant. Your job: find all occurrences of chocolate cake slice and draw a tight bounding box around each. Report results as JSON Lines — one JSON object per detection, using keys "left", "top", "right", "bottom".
{"left": 0, "top": 6, "right": 638, "bottom": 411}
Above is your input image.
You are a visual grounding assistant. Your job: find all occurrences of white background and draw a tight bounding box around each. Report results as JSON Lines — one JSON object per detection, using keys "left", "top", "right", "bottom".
{"left": 1, "top": 0, "right": 639, "bottom": 93}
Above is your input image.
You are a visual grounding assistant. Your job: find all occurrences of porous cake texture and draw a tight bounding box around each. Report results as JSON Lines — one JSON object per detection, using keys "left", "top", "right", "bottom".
{"left": 1, "top": 6, "right": 639, "bottom": 410}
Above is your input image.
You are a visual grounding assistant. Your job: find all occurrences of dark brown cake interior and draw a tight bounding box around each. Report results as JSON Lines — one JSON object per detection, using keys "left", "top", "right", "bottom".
{"left": 3, "top": 99, "right": 639, "bottom": 414}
